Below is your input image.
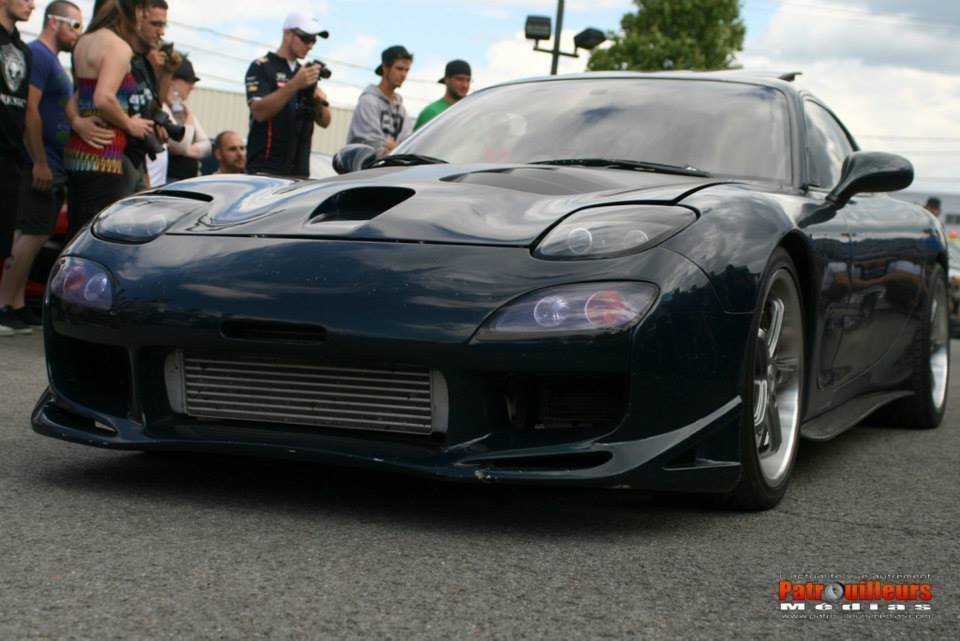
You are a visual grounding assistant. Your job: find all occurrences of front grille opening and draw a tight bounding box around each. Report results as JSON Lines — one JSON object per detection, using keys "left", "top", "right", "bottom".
{"left": 503, "top": 374, "right": 627, "bottom": 431}
{"left": 178, "top": 353, "right": 441, "bottom": 436}
{"left": 221, "top": 319, "right": 327, "bottom": 343}
{"left": 48, "top": 334, "right": 131, "bottom": 418}
{"left": 310, "top": 187, "right": 415, "bottom": 222}
{"left": 474, "top": 451, "right": 612, "bottom": 471}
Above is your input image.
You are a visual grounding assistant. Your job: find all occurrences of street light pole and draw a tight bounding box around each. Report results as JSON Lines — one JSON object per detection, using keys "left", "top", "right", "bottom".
{"left": 525, "top": 2, "right": 604, "bottom": 75}
{"left": 550, "top": 0, "right": 565, "bottom": 75}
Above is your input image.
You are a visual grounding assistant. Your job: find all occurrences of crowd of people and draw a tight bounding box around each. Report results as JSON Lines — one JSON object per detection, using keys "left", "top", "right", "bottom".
{"left": 0, "top": 1, "right": 471, "bottom": 337}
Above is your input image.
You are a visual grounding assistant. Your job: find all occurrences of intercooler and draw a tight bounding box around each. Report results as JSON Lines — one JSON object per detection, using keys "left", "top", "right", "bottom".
{"left": 164, "top": 352, "right": 447, "bottom": 435}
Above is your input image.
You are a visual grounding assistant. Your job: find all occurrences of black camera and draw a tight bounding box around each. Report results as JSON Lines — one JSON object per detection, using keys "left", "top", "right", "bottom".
{"left": 143, "top": 109, "right": 186, "bottom": 159}
{"left": 305, "top": 60, "right": 332, "bottom": 80}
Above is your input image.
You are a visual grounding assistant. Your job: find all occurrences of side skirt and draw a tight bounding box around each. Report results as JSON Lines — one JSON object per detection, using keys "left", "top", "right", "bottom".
{"left": 800, "top": 391, "right": 913, "bottom": 442}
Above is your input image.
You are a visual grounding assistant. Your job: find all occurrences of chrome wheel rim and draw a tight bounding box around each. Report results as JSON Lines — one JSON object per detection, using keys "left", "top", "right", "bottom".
{"left": 930, "top": 278, "right": 949, "bottom": 410}
{"left": 752, "top": 269, "right": 803, "bottom": 486}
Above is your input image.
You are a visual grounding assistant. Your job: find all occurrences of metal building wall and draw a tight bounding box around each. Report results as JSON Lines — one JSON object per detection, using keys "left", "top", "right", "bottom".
{"left": 190, "top": 87, "right": 354, "bottom": 154}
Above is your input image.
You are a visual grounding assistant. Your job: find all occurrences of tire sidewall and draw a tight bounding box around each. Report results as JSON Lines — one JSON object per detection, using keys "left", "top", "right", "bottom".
{"left": 735, "top": 248, "right": 805, "bottom": 508}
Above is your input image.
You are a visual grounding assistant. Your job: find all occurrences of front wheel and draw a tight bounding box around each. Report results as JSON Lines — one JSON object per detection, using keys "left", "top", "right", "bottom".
{"left": 730, "top": 249, "right": 805, "bottom": 510}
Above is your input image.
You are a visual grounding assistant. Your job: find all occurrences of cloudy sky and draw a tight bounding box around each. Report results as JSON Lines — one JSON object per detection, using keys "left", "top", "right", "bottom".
{"left": 20, "top": 0, "right": 959, "bottom": 194}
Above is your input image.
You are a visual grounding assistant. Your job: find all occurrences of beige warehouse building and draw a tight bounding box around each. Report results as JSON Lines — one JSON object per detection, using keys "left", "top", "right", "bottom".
{"left": 190, "top": 87, "right": 355, "bottom": 155}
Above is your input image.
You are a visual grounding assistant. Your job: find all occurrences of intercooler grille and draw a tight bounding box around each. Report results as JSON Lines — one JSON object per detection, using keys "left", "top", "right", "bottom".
{"left": 180, "top": 354, "right": 436, "bottom": 435}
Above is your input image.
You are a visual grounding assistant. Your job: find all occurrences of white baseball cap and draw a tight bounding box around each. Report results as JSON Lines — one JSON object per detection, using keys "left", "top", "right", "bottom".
{"left": 282, "top": 12, "right": 329, "bottom": 38}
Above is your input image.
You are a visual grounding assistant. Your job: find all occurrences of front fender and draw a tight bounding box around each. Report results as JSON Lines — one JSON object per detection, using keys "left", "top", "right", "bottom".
{"left": 664, "top": 185, "right": 799, "bottom": 313}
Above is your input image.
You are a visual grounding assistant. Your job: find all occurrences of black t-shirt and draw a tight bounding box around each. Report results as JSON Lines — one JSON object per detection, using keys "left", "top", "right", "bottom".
{"left": 124, "top": 53, "right": 159, "bottom": 168}
{"left": 0, "top": 24, "right": 31, "bottom": 163}
{"left": 245, "top": 52, "right": 315, "bottom": 178}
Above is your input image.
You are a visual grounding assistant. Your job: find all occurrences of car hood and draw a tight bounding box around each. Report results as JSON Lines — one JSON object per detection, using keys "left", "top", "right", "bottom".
{"left": 161, "top": 164, "right": 733, "bottom": 246}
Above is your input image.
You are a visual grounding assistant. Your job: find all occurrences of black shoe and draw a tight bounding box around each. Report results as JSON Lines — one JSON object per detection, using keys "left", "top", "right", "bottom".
{"left": 14, "top": 306, "right": 42, "bottom": 326}
{"left": 0, "top": 306, "right": 32, "bottom": 335}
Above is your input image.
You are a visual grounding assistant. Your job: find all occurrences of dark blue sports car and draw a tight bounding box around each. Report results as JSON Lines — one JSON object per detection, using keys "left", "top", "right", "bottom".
{"left": 33, "top": 72, "right": 948, "bottom": 509}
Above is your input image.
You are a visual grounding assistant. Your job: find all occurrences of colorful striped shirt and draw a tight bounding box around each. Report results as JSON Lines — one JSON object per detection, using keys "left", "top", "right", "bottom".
{"left": 64, "top": 73, "right": 137, "bottom": 175}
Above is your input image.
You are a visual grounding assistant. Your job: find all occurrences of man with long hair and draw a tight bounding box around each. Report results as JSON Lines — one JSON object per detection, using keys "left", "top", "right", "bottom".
{"left": 63, "top": 0, "right": 153, "bottom": 240}
{"left": 0, "top": 0, "right": 37, "bottom": 336}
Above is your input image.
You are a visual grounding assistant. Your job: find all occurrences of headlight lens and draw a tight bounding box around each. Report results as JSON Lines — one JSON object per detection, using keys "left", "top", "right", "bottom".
{"left": 93, "top": 195, "right": 202, "bottom": 243}
{"left": 49, "top": 257, "right": 114, "bottom": 310}
{"left": 479, "top": 282, "right": 658, "bottom": 338}
{"left": 536, "top": 205, "right": 696, "bottom": 259}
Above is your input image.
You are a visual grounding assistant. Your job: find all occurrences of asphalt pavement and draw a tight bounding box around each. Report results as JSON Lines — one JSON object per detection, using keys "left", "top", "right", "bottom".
{"left": 1, "top": 332, "right": 957, "bottom": 640}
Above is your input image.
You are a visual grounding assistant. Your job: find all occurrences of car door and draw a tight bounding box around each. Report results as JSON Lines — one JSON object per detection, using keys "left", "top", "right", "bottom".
{"left": 797, "top": 100, "right": 855, "bottom": 407}
{"left": 804, "top": 101, "right": 928, "bottom": 388}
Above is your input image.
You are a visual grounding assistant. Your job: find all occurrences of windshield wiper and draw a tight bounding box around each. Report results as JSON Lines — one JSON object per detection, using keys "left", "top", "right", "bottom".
{"left": 370, "top": 154, "right": 448, "bottom": 168}
{"left": 531, "top": 158, "right": 711, "bottom": 177}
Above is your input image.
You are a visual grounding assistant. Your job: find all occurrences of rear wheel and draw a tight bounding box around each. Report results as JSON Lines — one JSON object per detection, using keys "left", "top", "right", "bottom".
{"left": 730, "top": 249, "right": 805, "bottom": 510}
{"left": 882, "top": 264, "right": 949, "bottom": 429}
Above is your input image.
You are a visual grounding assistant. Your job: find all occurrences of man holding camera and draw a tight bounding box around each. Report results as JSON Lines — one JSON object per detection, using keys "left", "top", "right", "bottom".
{"left": 245, "top": 13, "right": 332, "bottom": 178}
{"left": 124, "top": 0, "right": 176, "bottom": 191}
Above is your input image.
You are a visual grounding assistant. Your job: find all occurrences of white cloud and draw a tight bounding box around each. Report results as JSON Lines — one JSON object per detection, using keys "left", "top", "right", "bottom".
{"left": 741, "top": 0, "right": 960, "bottom": 193}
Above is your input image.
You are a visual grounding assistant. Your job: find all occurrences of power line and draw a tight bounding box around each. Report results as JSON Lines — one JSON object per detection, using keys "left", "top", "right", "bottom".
{"left": 165, "top": 19, "right": 441, "bottom": 86}
{"left": 859, "top": 135, "right": 960, "bottom": 142}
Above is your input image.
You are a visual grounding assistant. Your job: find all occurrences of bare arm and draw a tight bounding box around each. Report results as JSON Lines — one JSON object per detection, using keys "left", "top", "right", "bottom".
{"left": 23, "top": 86, "right": 52, "bottom": 191}
{"left": 92, "top": 39, "right": 152, "bottom": 139}
{"left": 313, "top": 86, "right": 331, "bottom": 128}
{"left": 66, "top": 92, "right": 115, "bottom": 149}
{"left": 167, "top": 107, "right": 212, "bottom": 159}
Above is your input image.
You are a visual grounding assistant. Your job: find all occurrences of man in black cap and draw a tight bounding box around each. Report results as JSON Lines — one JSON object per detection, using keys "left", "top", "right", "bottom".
{"left": 924, "top": 197, "right": 941, "bottom": 219}
{"left": 244, "top": 12, "right": 332, "bottom": 178}
{"left": 165, "top": 57, "right": 210, "bottom": 182}
{"left": 414, "top": 59, "right": 470, "bottom": 131}
{"left": 346, "top": 45, "right": 413, "bottom": 156}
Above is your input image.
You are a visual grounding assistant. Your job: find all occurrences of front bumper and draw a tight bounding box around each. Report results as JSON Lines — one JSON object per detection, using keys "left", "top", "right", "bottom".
{"left": 34, "top": 235, "right": 752, "bottom": 491}
{"left": 33, "top": 389, "right": 743, "bottom": 490}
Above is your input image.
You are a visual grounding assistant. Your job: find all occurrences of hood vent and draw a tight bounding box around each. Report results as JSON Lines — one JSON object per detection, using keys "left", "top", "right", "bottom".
{"left": 310, "top": 187, "right": 415, "bottom": 223}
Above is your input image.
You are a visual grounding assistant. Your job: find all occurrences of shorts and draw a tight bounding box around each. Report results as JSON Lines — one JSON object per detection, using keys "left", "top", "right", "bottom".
{"left": 16, "top": 169, "right": 66, "bottom": 236}
{"left": 0, "top": 155, "right": 24, "bottom": 260}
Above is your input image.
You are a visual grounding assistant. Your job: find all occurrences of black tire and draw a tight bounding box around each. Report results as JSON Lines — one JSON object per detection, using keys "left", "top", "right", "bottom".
{"left": 881, "top": 264, "right": 950, "bottom": 429}
{"left": 729, "top": 248, "right": 806, "bottom": 511}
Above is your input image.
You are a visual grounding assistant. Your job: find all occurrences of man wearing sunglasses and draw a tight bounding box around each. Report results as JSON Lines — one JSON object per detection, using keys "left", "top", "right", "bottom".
{"left": 0, "top": 0, "right": 83, "bottom": 333}
{"left": 245, "top": 12, "right": 331, "bottom": 178}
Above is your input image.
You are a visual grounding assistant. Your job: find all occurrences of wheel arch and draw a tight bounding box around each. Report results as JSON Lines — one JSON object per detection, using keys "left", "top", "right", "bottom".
{"left": 777, "top": 232, "right": 817, "bottom": 417}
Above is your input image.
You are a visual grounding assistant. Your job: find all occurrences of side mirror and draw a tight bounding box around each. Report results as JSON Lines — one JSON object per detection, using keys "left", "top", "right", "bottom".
{"left": 826, "top": 151, "right": 913, "bottom": 208}
{"left": 332, "top": 144, "right": 377, "bottom": 175}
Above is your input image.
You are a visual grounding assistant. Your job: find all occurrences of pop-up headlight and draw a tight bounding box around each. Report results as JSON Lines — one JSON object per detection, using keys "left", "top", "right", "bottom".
{"left": 93, "top": 195, "right": 202, "bottom": 243}
{"left": 48, "top": 257, "right": 114, "bottom": 311}
{"left": 479, "top": 282, "right": 658, "bottom": 338}
{"left": 536, "top": 205, "right": 696, "bottom": 259}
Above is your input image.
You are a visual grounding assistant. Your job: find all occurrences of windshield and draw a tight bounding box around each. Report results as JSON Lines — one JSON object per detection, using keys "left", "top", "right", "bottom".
{"left": 396, "top": 78, "right": 792, "bottom": 183}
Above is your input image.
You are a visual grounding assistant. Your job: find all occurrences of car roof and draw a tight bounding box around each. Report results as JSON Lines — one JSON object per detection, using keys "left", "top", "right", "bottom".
{"left": 487, "top": 69, "right": 806, "bottom": 95}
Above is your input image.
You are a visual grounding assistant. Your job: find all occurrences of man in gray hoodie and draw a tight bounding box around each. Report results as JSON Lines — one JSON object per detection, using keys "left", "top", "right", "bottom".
{"left": 346, "top": 45, "right": 413, "bottom": 157}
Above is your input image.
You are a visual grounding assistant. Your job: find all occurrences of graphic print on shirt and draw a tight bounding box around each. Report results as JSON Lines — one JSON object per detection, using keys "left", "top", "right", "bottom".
{"left": 0, "top": 43, "right": 26, "bottom": 103}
